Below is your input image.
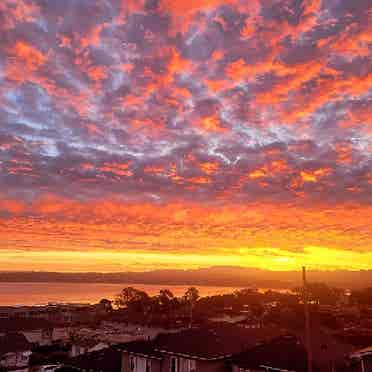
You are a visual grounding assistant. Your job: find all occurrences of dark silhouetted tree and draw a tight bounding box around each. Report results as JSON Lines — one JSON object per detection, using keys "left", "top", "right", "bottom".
{"left": 184, "top": 287, "right": 199, "bottom": 328}
{"left": 115, "top": 287, "right": 150, "bottom": 323}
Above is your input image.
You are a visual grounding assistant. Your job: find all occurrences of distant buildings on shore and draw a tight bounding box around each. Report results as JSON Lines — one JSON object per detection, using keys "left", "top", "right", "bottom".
{"left": 0, "top": 301, "right": 111, "bottom": 324}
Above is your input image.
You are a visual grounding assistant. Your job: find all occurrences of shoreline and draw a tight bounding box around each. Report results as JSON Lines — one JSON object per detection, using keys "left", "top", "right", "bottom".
{"left": 0, "top": 282, "right": 293, "bottom": 307}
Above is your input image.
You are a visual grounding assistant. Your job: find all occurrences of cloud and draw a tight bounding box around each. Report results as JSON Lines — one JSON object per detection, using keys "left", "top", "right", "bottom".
{"left": 0, "top": 0, "right": 371, "bottom": 270}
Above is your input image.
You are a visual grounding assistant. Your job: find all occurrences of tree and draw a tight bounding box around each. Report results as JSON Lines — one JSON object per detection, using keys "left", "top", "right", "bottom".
{"left": 184, "top": 287, "right": 199, "bottom": 328}
{"left": 158, "top": 289, "right": 175, "bottom": 325}
{"left": 115, "top": 287, "right": 149, "bottom": 308}
{"left": 159, "top": 289, "right": 174, "bottom": 306}
{"left": 115, "top": 287, "right": 151, "bottom": 323}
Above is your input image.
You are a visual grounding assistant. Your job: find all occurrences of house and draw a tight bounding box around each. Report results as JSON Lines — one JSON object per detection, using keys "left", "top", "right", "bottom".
{"left": 120, "top": 324, "right": 284, "bottom": 372}
{"left": 29, "top": 342, "right": 71, "bottom": 369}
{"left": 23, "top": 327, "right": 70, "bottom": 346}
{"left": 237, "top": 318, "right": 262, "bottom": 329}
{"left": 349, "top": 346, "right": 372, "bottom": 372}
{"left": 70, "top": 339, "right": 109, "bottom": 357}
{"left": 230, "top": 335, "right": 310, "bottom": 372}
{"left": 62, "top": 347, "right": 122, "bottom": 372}
{"left": 120, "top": 340, "right": 163, "bottom": 372}
{"left": 0, "top": 332, "right": 32, "bottom": 370}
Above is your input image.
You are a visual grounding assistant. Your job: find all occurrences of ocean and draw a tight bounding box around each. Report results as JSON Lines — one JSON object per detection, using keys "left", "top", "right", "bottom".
{"left": 0, "top": 282, "right": 251, "bottom": 306}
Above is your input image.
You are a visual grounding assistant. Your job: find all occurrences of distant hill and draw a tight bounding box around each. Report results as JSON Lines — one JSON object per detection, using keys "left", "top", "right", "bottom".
{"left": 0, "top": 267, "right": 371, "bottom": 289}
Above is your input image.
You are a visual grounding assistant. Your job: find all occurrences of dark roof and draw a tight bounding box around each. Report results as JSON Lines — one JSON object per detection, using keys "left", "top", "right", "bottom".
{"left": 118, "top": 340, "right": 163, "bottom": 359}
{"left": 0, "top": 332, "right": 31, "bottom": 356}
{"left": 231, "top": 335, "right": 309, "bottom": 372}
{"left": 154, "top": 324, "right": 284, "bottom": 360}
{"left": 32, "top": 343, "right": 70, "bottom": 353}
{"left": 55, "top": 368, "right": 81, "bottom": 372}
{"left": 0, "top": 318, "right": 53, "bottom": 332}
{"left": 63, "top": 347, "right": 121, "bottom": 372}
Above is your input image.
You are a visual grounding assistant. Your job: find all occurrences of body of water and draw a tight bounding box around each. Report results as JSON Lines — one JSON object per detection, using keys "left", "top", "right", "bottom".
{"left": 0, "top": 282, "right": 255, "bottom": 306}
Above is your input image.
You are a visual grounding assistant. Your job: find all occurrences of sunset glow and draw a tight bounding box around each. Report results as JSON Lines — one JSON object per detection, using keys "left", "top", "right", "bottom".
{"left": 0, "top": 0, "right": 371, "bottom": 272}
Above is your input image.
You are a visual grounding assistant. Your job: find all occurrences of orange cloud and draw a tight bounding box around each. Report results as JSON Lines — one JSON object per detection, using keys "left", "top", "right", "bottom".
{"left": 335, "top": 143, "right": 354, "bottom": 165}
{"left": 249, "top": 169, "right": 267, "bottom": 179}
{"left": 0, "top": 0, "right": 40, "bottom": 30}
{"left": 331, "top": 25, "right": 372, "bottom": 57}
{"left": 0, "top": 196, "right": 371, "bottom": 271}
{"left": 144, "top": 165, "right": 166, "bottom": 175}
{"left": 100, "top": 162, "right": 133, "bottom": 177}
{"left": 160, "top": 0, "right": 236, "bottom": 16}
{"left": 188, "top": 176, "right": 211, "bottom": 184}
{"left": 282, "top": 72, "right": 372, "bottom": 122}
{"left": 240, "top": 20, "right": 255, "bottom": 39}
{"left": 87, "top": 65, "right": 108, "bottom": 81}
{"left": 200, "top": 161, "right": 219, "bottom": 175}
{"left": 166, "top": 48, "right": 191, "bottom": 82}
{"left": 200, "top": 115, "right": 226, "bottom": 132}
{"left": 79, "top": 24, "right": 105, "bottom": 50}
{"left": 300, "top": 168, "right": 332, "bottom": 183}
{"left": 0, "top": 199, "right": 26, "bottom": 215}
{"left": 256, "top": 61, "right": 324, "bottom": 105}
{"left": 248, "top": 160, "right": 290, "bottom": 180}
{"left": 1, "top": 0, "right": 370, "bottom": 274}
{"left": 6, "top": 41, "right": 47, "bottom": 82}
{"left": 226, "top": 59, "right": 250, "bottom": 82}
{"left": 205, "top": 79, "right": 230, "bottom": 93}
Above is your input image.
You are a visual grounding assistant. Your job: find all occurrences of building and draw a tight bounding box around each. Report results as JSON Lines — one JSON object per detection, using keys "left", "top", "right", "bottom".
{"left": 231, "top": 335, "right": 310, "bottom": 372}
{"left": 120, "top": 324, "right": 284, "bottom": 372}
{"left": 23, "top": 327, "right": 70, "bottom": 346}
{"left": 61, "top": 347, "right": 122, "bottom": 372}
{"left": 29, "top": 342, "right": 71, "bottom": 369}
{"left": 349, "top": 346, "right": 372, "bottom": 372}
{"left": 120, "top": 340, "right": 162, "bottom": 372}
{"left": 70, "top": 339, "right": 109, "bottom": 357}
{"left": 0, "top": 332, "right": 32, "bottom": 370}
{"left": 0, "top": 302, "right": 111, "bottom": 324}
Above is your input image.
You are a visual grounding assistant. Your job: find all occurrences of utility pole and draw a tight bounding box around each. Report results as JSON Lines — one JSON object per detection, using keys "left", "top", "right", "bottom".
{"left": 303, "top": 266, "right": 313, "bottom": 372}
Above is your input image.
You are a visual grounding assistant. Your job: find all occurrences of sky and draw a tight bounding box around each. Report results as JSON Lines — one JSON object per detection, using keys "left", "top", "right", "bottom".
{"left": 0, "top": 0, "right": 371, "bottom": 272}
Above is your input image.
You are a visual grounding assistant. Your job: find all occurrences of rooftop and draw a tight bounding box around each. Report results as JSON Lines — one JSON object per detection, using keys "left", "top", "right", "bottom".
{"left": 351, "top": 345, "right": 372, "bottom": 358}
{"left": 0, "top": 332, "right": 31, "bottom": 356}
{"left": 154, "top": 323, "right": 284, "bottom": 360}
{"left": 231, "top": 335, "right": 309, "bottom": 372}
{"left": 118, "top": 340, "right": 163, "bottom": 359}
{"left": 62, "top": 347, "right": 121, "bottom": 372}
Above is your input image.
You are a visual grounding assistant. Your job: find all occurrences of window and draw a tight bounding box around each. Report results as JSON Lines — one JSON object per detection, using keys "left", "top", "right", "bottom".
{"left": 188, "top": 359, "right": 196, "bottom": 372}
{"left": 129, "top": 356, "right": 136, "bottom": 372}
{"left": 170, "top": 356, "right": 178, "bottom": 372}
{"left": 146, "top": 359, "right": 151, "bottom": 372}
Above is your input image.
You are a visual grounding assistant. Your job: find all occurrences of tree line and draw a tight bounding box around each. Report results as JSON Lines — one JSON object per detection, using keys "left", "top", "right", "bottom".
{"left": 113, "top": 284, "right": 372, "bottom": 318}
{"left": 114, "top": 286, "right": 200, "bottom": 327}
